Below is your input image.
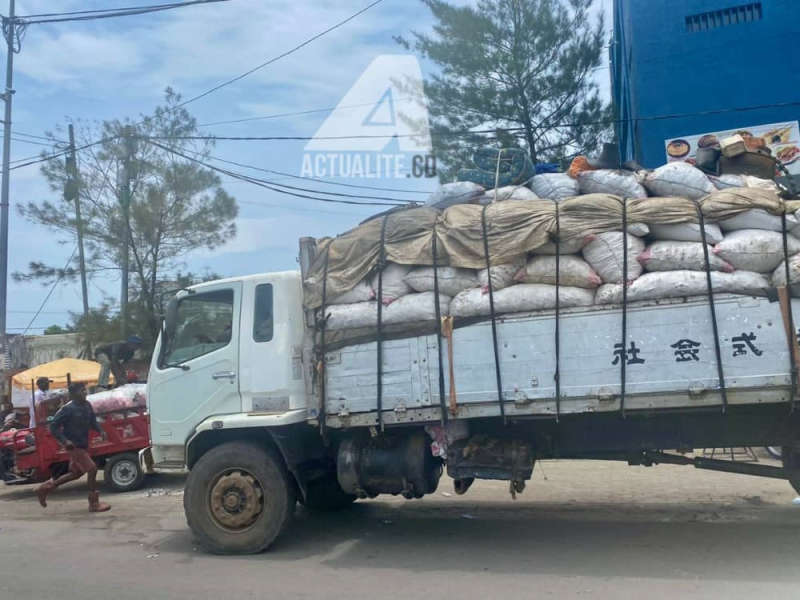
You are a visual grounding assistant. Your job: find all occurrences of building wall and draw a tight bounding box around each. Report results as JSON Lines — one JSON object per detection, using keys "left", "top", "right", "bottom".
{"left": 614, "top": 0, "right": 800, "bottom": 167}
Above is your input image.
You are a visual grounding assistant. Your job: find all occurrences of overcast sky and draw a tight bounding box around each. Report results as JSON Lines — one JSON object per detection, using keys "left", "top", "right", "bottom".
{"left": 4, "top": 0, "right": 611, "bottom": 335}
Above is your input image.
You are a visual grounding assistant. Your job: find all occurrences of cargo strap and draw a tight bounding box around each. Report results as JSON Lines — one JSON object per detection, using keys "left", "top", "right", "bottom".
{"left": 441, "top": 316, "right": 457, "bottom": 415}
{"left": 780, "top": 211, "right": 799, "bottom": 411}
{"left": 317, "top": 247, "right": 331, "bottom": 435}
{"left": 481, "top": 203, "right": 507, "bottom": 423}
{"left": 430, "top": 229, "right": 449, "bottom": 426}
{"left": 620, "top": 199, "right": 629, "bottom": 417}
{"left": 375, "top": 215, "right": 390, "bottom": 431}
{"left": 694, "top": 199, "right": 729, "bottom": 413}
{"left": 547, "top": 199, "right": 562, "bottom": 421}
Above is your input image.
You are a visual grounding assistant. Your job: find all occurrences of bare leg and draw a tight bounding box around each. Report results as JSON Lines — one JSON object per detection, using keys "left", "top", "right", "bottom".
{"left": 52, "top": 470, "right": 82, "bottom": 488}
{"left": 86, "top": 466, "right": 99, "bottom": 493}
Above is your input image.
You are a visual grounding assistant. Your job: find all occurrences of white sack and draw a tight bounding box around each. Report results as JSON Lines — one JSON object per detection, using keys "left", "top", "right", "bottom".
{"left": 530, "top": 173, "right": 579, "bottom": 201}
{"left": 404, "top": 267, "right": 478, "bottom": 297}
{"left": 714, "top": 229, "right": 800, "bottom": 273}
{"left": 627, "top": 223, "right": 650, "bottom": 237}
{"left": 582, "top": 231, "right": 646, "bottom": 283}
{"left": 533, "top": 233, "right": 596, "bottom": 255}
{"left": 451, "top": 284, "right": 594, "bottom": 318}
{"left": 717, "top": 208, "right": 800, "bottom": 233}
{"left": 648, "top": 222, "right": 723, "bottom": 244}
{"left": 577, "top": 170, "right": 647, "bottom": 199}
{"left": 370, "top": 263, "right": 413, "bottom": 305}
{"left": 477, "top": 258, "right": 525, "bottom": 294}
{"left": 638, "top": 241, "right": 734, "bottom": 273}
{"left": 771, "top": 254, "right": 800, "bottom": 286}
{"left": 515, "top": 255, "right": 602, "bottom": 289}
{"left": 709, "top": 174, "right": 745, "bottom": 190}
{"left": 425, "top": 182, "right": 484, "bottom": 209}
{"left": 325, "top": 293, "right": 451, "bottom": 331}
{"left": 481, "top": 185, "right": 539, "bottom": 202}
{"left": 328, "top": 279, "right": 375, "bottom": 305}
{"left": 643, "top": 162, "right": 715, "bottom": 200}
{"left": 595, "top": 271, "right": 770, "bottom": 305}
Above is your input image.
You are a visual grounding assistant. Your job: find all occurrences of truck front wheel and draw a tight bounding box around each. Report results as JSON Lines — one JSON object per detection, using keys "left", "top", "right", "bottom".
{"left": 184, "top": 441, "right": 296, "bottom": 555}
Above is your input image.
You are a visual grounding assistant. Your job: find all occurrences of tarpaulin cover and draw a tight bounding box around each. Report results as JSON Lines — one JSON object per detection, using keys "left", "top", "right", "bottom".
{"left": 302, "top": 188, "right": 789, "bottom": 309}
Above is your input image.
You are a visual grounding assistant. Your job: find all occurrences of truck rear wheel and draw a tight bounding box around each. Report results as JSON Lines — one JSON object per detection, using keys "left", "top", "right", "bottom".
{"left": 184, "top": 441, "right": 296, "bottom": 555}
{"left": 104, "top": 453, "right": 145, "bottom": 493}
{"left": 301, "top": 474, "right": 357, "bottom": 511}
{"left": 784, "top": 446, "right": 800, "bottom": 495}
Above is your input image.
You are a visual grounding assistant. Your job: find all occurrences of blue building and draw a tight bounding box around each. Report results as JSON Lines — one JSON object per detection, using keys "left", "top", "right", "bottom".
{"left": 612, "top": 0, "right": 800, "bottom": 169}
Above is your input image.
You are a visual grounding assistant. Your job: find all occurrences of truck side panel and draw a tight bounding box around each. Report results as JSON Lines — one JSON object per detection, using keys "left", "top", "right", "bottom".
{"left": 323, "top": 295, "right": 798, "bottom": 426}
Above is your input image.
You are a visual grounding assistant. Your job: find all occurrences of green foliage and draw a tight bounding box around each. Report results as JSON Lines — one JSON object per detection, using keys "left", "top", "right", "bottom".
{"left": 14, "top": 89, "right": 237, "bottom": 343}
{"left": 43, "top": 324, "right": 74, "bottom": 335}
{"left": 397, "top": 0, "right": 612, "bottom": 181}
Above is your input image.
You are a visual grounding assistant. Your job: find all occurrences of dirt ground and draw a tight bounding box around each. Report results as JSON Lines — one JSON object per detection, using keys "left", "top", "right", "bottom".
{"left": 1, "top": 454, "right": 798, "bottom": 600}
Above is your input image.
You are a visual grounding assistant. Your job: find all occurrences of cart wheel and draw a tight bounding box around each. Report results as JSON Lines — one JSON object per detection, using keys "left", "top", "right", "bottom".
{"left": 104, "top": 452, "right": 145, "bottom": 493}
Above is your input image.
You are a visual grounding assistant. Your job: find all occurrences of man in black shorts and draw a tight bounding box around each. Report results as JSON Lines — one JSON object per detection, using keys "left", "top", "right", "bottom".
{"left": 35, "top": 382, "right": 111, "bottom": 512}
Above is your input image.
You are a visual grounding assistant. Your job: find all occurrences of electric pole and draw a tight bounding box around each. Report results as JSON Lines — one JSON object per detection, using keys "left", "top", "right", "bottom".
{"left": 65, "top": 123, "right": 90, "bottom": 354}
{"left": 120, "top": 126, "right": 135, "bottom": 338}
{"left": 0, "top": 0, "right": 16, "bottom": 370}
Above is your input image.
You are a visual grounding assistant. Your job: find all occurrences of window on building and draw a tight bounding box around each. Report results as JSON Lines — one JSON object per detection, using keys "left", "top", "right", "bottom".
{"left": 686, "top": 3, "right": 762, "bottom": 32}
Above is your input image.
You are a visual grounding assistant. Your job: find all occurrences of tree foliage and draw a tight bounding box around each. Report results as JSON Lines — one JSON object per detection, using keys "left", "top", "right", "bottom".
{"left": 15, "top": 89, "right": 237, "bottom": 342}
{"left": 397, "top": 0, "right": 611, "bottom": 181}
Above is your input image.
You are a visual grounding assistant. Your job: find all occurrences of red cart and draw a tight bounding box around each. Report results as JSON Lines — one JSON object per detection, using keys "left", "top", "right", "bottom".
{"left": 1, "top": 395, "right": 150, "bottom": 493}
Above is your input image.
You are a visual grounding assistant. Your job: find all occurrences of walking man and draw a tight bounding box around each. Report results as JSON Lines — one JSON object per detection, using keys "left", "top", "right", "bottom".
{"left": 95, "top": 335, "right": 142, "bottom": 389}
{"left": 35, "top": 382, "right": 111, "bottom": 512}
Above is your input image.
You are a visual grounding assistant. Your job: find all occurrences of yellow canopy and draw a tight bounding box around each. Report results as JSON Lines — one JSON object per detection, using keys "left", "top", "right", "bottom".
{"left": 11, "top": 357, "right": 114, "bottom": 392}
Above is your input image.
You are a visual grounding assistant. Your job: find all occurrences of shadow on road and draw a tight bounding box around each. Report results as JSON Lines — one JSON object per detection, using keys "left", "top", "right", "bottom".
{"left": 149, "top": 499, "right": 800, "bottom": 583}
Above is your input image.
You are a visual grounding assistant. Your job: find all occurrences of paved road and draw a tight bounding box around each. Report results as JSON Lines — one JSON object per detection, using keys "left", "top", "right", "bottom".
{"left": 1, "top": 458, "right": 798, "bottom": 600}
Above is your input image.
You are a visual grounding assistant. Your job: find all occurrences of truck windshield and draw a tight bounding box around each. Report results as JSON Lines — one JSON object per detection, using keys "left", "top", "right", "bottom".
{"left": 162, "top": 289, "right": 234, "bottom": 366}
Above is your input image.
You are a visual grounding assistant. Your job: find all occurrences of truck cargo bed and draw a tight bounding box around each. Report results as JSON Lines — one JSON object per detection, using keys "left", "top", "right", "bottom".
{"left": 320, "top": 293, "right": 800, "bottom": 428}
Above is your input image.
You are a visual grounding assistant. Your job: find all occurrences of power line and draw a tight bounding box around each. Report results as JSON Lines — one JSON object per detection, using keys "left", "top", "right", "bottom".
{"left": 199, "top": 97, "right": 413, "bottom": 128}
{"left": 206, "top": 154, "right": 432, "bottom": 194}
{"left": 147, "top": 99, "right": 800, "bottom": 143}
{"left": 20, "top": 246, "right": 78, "bottom": 337}
{"left": 176, "top": 0, "right": 386, "bottom": 109}
{"left": 149, "top": 140, "right": 413, "bottom": 207}
{"left": 17, "top": 0, "right": 230, "bottom": 25}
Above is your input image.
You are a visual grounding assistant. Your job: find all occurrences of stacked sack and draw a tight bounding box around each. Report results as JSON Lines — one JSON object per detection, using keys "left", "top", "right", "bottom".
{"left": 317, "top": 160, "right": 797, "bottom": 331}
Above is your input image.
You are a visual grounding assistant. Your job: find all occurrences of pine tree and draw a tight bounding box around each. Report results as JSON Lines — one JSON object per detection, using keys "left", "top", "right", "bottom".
{"left": 397, "top": 0, "right": 611, "bottom": 181}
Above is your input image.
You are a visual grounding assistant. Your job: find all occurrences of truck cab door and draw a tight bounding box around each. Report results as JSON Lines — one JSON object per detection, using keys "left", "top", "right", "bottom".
{"left": 149, "top": 282, "right": 242, "bottom": 454}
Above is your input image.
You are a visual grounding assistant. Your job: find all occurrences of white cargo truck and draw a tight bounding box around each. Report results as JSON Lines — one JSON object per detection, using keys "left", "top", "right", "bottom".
{"left": 147, "top": 219, "right": 800, "bottom": 555}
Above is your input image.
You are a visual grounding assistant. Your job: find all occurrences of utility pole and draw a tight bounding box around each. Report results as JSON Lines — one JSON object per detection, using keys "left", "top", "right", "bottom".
{"left": 65, "top": 123, "right": 90, "bottom": 354}
{"left": 0, "top": 0, "right": 16, "bottom": 370}
{"left": 120, "top": 126, "right": 135, "bottom": 338}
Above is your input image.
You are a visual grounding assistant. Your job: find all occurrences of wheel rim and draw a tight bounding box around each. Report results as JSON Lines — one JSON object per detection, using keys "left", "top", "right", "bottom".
{"left": 111, "top": 459, "right": 138, "bottom": 487}
{"left": 207, "top": 469, "right": 265, "bottom": 533}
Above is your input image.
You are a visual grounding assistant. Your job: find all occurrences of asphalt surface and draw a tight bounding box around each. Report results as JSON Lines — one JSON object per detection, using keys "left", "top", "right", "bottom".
{"left": 1, "top": 458, "right": 799, "bottom": 600}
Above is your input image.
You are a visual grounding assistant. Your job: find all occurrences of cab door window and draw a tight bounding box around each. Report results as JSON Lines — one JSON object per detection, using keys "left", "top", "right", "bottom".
{"left": 163, "top": 289, "right": 234, "bottom": 365}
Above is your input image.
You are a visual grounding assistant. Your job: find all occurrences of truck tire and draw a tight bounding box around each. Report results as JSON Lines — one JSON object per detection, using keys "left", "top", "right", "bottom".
{"left": 784, "top": 446, "right": 800, "bottom": 495}
{"left": 104, "top": 452, "right": 146, "bottom": 493}
{"left": 301, "top": 474, "right": 357, "bottom": 511}
{"left": 184, "top": 441, "right": 296, "bottom": 555}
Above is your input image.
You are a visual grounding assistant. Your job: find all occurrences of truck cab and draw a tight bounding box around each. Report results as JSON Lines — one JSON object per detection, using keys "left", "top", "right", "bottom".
{"left": 147, "top": 271, "right": 308, "bottom": 470}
